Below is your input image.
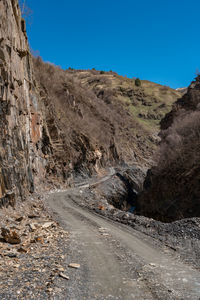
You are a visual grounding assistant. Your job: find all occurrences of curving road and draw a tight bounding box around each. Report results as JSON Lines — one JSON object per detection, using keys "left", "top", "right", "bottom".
{"left": 47, "top": 181, "right": 200, "bottom": 300}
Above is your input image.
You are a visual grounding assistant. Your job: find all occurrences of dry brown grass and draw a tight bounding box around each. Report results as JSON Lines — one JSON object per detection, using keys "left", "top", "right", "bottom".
{"left": 157, "top": 110, "right": 200, "bottom": 172}
{"left": 33, "top": 57, "right": 153, "bottom": 167}
{"left": 139, "top": 77, "right": 200, "bottom": 221}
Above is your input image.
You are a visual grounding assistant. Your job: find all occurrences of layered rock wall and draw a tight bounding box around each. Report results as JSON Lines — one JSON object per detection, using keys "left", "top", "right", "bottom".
{"left": 0, "top": 0, "right": 46, "bottom": 206}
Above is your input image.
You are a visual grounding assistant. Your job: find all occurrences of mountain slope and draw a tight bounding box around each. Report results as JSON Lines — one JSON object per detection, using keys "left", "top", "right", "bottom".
{"left": 33, "top": 58, "right": 181, "bottom": 177}
{"left": 68, "top": 69, "right": 181, "bottom": 132}
{"left": 138, "top": 76, "right": 200, "bottom": 222}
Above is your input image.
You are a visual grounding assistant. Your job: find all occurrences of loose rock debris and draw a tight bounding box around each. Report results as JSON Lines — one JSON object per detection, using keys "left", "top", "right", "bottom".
{"left": 59, "top": 272, "right": 70, "bottom": 280}
{"left": 68, "top": 263, "right": 80, "bottom": 269}
{"left": 0, "top": 195, "right": 69, "bottom": 299}
{"left": 1, "top": 227, "right": 21, "bottom": 244}
{"left": 101, "top": 233, "right": 109, "bottom": 236}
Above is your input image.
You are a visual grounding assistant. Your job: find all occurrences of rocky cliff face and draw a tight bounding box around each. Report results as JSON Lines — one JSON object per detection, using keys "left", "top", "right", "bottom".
{"left": 0, "top": 0, "right": 43, "bottom": 206}
{"left": 160, "top": 76, "right": 200, "bottom": 129}
{"left": 0, "top": 0, "right": 79, "bottom": 207}
{"left": 138, "top": 76, "right": 200, "bottom": 222}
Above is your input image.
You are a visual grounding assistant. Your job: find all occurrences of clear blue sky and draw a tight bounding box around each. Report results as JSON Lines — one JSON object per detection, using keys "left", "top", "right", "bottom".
{"left": 25, "top": 0, "right": 200, "bottom": 89}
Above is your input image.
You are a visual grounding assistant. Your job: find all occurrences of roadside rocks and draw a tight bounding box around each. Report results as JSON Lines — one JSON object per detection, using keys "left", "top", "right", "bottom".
{"left": 1, "top": 227, "right": 21, "bottom": 244}
{"left": 59, "top": 272, "right": 69, "bottom": 280}
{"left": 89, "top": 165, "right": 146, "bottom": 212}
{"left": 42, "top": 221, "right": 55, "bottom": 229}
{"left": 0, "top": 195, "right": 69, "bottom": 299}
{"left": 68, "top": 263, "right": 80, "bottom": 269}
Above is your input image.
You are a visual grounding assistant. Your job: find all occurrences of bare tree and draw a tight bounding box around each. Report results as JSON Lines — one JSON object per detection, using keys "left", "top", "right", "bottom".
{"left": 19, "top": 0, "right": 33, "bottom": 24}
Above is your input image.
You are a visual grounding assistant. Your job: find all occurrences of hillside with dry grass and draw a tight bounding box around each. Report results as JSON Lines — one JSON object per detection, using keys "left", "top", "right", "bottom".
{"left": 33, "top": 57, "right": 181, "bottom": 178}
{"left": 138, "top": 76, "right": 200, "bottom": 222}
{"left": 70, "top": 69, "right": 181, "bottom": 133}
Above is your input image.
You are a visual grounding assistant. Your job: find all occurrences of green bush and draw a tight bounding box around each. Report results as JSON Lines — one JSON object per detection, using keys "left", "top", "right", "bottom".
{"left": 135, "top": 78, "right": 141, "bottom": 87}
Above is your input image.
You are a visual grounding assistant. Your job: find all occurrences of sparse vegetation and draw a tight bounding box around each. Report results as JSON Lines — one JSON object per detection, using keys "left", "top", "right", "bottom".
{"left": 33, "top": 57, "right": 181, "bottom": 168}
{"left": 33, "top": 57, "right": 151, "bottom": 166}
{"left": 139, "top": 76, "right": 200, "bottom": 221}
{"left": 157, "top": 111, "right": 200, "bottom": 171}
{"left": 19, "top": 0, "right": 32, "bottom": 23}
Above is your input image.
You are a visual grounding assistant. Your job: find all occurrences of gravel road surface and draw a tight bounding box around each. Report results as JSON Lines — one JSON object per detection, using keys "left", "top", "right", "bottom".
{"left": 47, "top": 186, "right": 200, "bottom": 300}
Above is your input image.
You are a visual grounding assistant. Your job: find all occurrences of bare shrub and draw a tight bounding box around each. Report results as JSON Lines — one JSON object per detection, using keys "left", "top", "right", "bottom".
{"left": 138, "top": 76, "right": 200, "bottom": 221}
{"left": 157, "top": 110, "right": 200, "bottom": 172}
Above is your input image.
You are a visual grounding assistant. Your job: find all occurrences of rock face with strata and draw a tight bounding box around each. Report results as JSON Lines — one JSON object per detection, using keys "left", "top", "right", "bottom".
{"left": 0, "top": 0, "right": 43, "bottom": 206}
{"left": 0, "top": 0, "right": 75, "bottom": 207}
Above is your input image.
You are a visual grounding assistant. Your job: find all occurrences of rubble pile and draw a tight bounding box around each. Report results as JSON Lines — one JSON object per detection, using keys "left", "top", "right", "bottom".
{"left": 0, "top": 196, "right": 69, "bottom": 299}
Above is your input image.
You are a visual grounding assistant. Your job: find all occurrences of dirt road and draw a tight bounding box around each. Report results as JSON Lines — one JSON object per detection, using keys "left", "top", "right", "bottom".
{"left": 47, "top": 185, "right": 200, "bottom": 300}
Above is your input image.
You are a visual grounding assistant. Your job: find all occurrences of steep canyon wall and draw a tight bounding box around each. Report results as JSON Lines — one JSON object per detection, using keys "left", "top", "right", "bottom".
{"left": 0, "top": 0, "right": 45, "bottom": 206}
